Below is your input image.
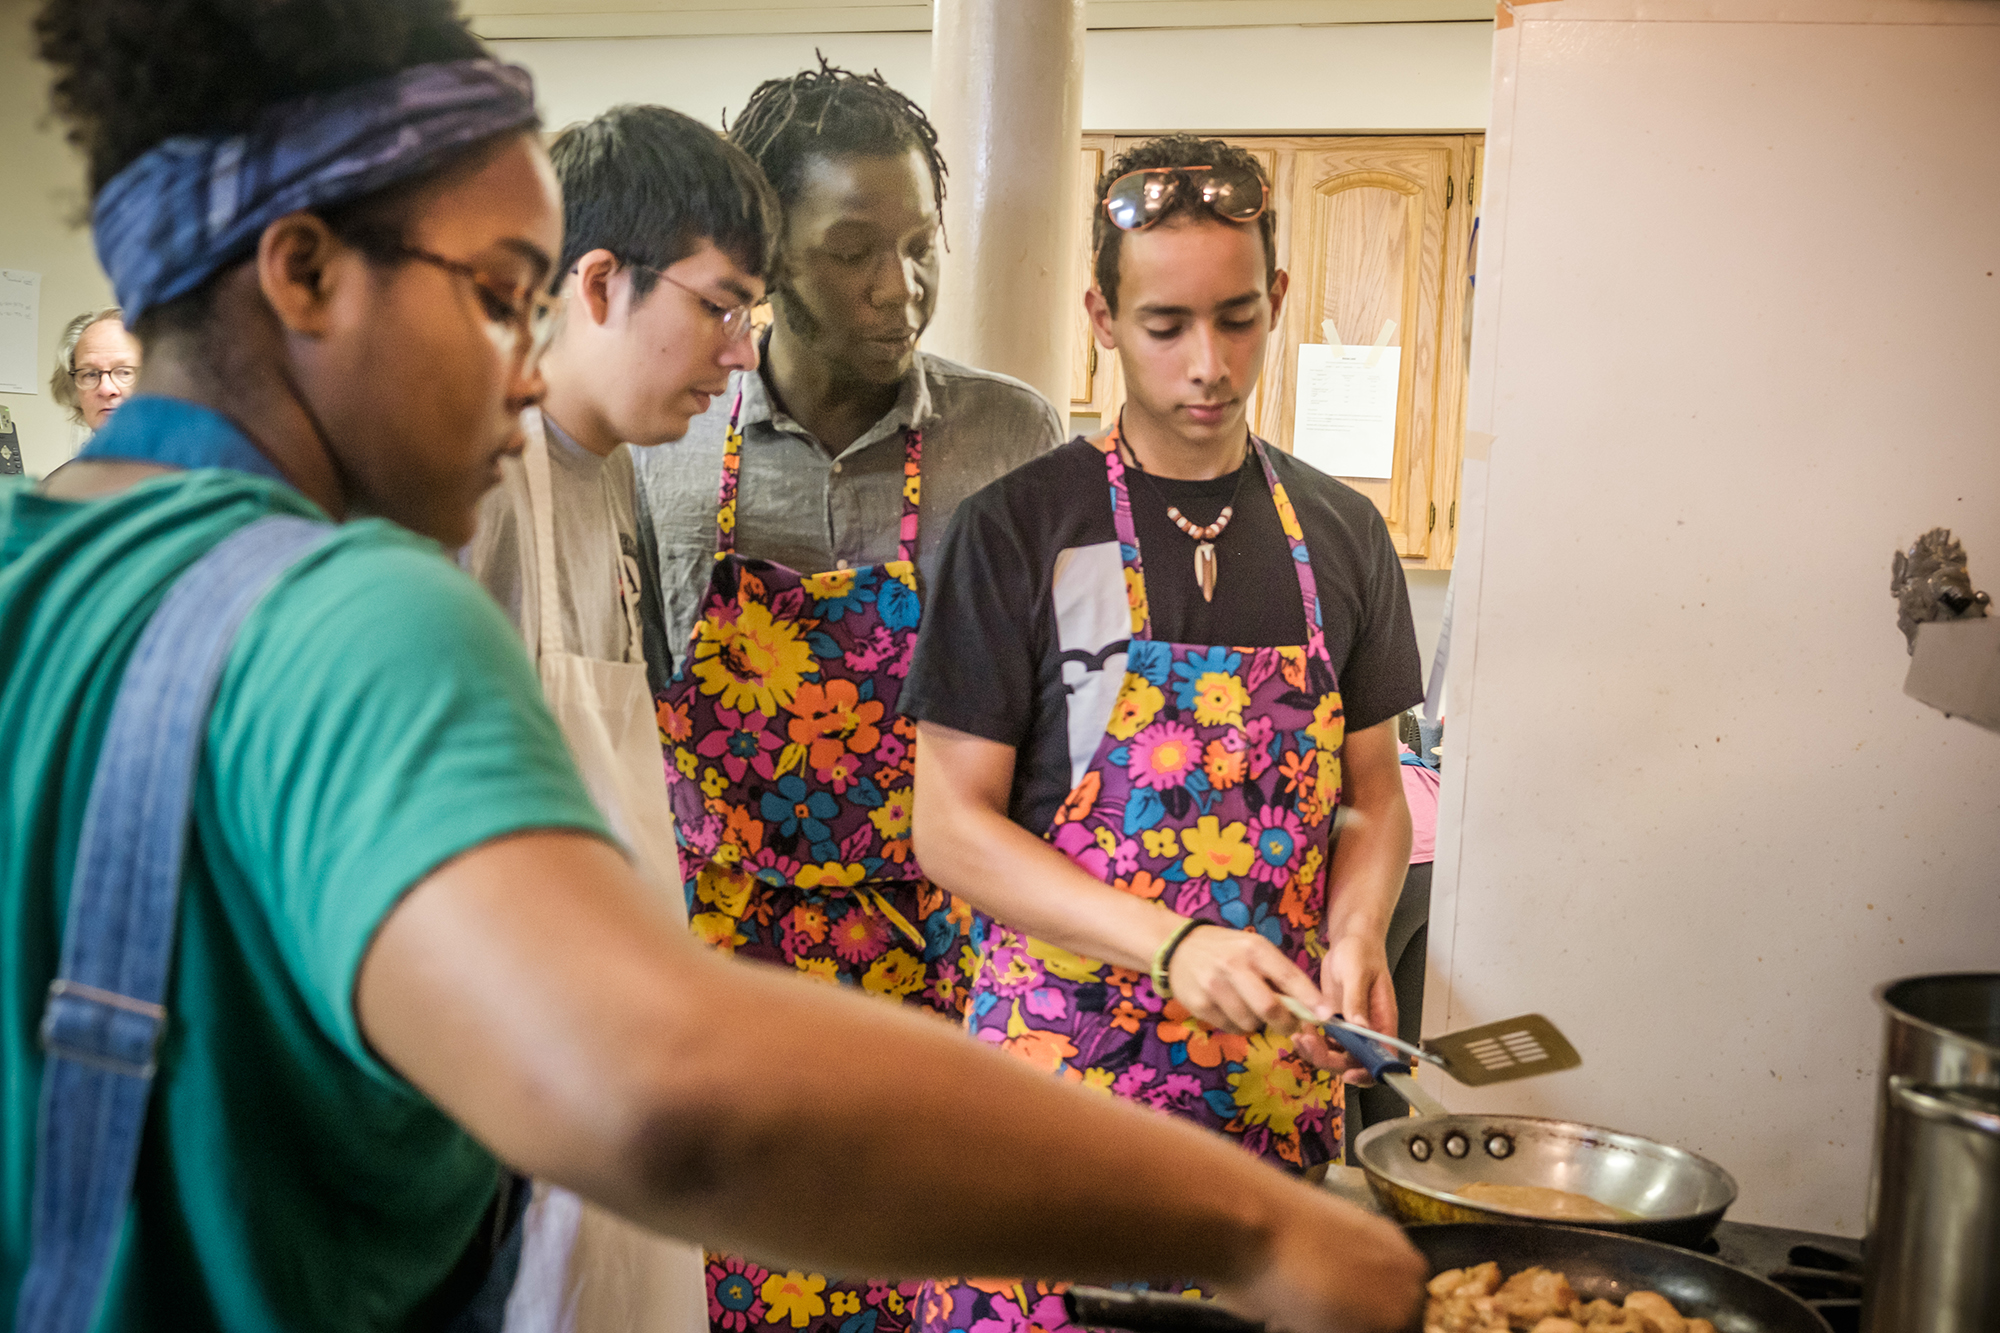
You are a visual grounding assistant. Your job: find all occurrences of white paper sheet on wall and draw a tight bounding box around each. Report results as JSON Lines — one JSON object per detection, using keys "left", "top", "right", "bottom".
{"left": 1292, "top": 341, "right": 1400, "bottom": 478}
{"left": 0, "top": 270, "right": 42, "bottom": 395}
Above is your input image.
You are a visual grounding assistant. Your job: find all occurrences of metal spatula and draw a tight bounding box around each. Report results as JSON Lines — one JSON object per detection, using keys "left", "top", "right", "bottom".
{"left": 1280, "top": 998, "right": 1580, "bottom": 1099}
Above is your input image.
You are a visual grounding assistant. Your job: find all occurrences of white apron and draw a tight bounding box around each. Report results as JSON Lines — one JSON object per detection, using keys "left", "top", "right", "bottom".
{"left": 502, "top": 408, "right": 707, "bottom": 1333}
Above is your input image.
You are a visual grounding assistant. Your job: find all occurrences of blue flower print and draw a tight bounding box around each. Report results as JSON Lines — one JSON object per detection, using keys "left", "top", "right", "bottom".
{"left": 810, "top": 567, "right": 879, "bottom": 622}
{"left": 1171, "top": 646, "right": 1243, "bottom": 710}
{"left": 760, "top": 773, "right": 839, "bottom": 844}
{"left": 1126, "top": 638, "right": 1172, "bottom": 687}
{"left": 877, "top": 576, "right": 921, "bottom": 632}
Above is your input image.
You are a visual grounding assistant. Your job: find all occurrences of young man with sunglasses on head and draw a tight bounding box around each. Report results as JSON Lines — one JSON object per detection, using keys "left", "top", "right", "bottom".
{"left": 461, "top": 105, "right": 777, "bottom": 1333}
{"left": 903, "top": 136, "right": 1424, "bottom": 1333}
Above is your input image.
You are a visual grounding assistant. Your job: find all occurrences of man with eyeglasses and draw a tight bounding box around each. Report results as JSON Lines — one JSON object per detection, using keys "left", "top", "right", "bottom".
{"left": 460, "top": 103, "right": 779, "bottom": 1333}
{"left": 50, "top": 308, "right": 143, "bottom": 432}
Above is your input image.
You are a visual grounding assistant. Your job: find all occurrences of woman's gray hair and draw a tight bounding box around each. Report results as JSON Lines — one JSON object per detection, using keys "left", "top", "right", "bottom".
{"left": 49, "top": 307, "right": 126, "bottom": 423}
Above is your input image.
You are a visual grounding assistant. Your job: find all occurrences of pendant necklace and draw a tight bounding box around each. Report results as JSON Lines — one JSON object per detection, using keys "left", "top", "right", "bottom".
{"left": 1120, "top": 423, "right": 1251, "bottom": 604}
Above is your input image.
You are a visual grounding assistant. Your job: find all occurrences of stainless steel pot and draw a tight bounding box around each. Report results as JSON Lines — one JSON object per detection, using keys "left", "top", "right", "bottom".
{"left": 1861, "top": 1081, "right": 2000, "bottom": 1333}
{"left": 1864, "top": 974, "right": 2000, "bottom": 1333}
{"left": 1351, "top": 1112, "right": 1739, "bottom": 1248}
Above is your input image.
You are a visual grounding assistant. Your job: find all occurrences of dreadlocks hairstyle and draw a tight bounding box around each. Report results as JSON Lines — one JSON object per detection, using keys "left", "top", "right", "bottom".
{"left": 1091, "top": 136, "right": 1279, "bottom": 317}
{"left": 725, "top": 55, "right": 948, "bottom": 230}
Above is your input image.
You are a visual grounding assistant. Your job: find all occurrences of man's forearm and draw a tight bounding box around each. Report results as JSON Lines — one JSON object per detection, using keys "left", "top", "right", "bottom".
{"left": 1323, "top": 783, "right": 1412, "bottom": 948}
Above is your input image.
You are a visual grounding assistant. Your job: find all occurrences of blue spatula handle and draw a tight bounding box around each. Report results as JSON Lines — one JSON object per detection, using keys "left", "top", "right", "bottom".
{"left": 1321, "top": 1017, "right": 1413, "bottom": 1082}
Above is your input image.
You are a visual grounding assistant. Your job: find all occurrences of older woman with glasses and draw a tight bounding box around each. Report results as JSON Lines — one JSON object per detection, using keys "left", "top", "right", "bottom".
{"left": 48, "top": 307, "right": 142, "bottom": 430}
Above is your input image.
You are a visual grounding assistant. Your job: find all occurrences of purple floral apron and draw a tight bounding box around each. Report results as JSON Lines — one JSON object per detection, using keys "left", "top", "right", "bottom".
{"left": 916, "top": 426, "right": 1346, "bottom": 1333}
{"left": 658, "top": 392, "right": 972, "bottom": 1333}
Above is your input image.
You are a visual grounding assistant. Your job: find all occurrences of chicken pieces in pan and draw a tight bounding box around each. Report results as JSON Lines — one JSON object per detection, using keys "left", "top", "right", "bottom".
{"left": 1423, "top": 1263, "right": 1717, "bottom": 1333}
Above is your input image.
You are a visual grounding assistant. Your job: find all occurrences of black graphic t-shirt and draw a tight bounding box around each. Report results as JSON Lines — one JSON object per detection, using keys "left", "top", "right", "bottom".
{"left": 902, "top": 435, "right": 1422, "bottom": 834}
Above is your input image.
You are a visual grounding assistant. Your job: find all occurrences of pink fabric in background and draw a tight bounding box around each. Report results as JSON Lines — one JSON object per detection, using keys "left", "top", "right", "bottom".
{"left": 1399, "top": 741, "right": 1440, "bottom": 865}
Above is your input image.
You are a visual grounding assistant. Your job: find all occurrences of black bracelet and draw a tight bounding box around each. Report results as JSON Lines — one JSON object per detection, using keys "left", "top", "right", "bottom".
{"left": 1149, "top": 917, "right": 1205, "bottom": 999}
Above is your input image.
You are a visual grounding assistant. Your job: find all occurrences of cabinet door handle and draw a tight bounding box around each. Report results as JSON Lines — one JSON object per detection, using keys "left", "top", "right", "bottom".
{"left": 1428, "top": 501, "right": 1437, "bottom": 533}
{"left": 1445, "top": 176, "right": 1454, "bottom": 208}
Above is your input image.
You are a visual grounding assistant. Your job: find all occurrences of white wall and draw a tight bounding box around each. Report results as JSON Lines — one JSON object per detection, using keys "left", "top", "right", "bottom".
{"left": 0, "top": 0, "right": 117, "bottom": 478}
{"left": 497, "top": 22, "right": 1492, "bottom": 133}
{"left": 1431, "top": 0, "right": 2000, "bottom": 1234}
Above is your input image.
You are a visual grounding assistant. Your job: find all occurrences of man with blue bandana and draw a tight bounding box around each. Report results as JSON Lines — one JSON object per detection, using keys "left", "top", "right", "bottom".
{"left": 1, "top": 2, "right": 1426, "bottom": 1330}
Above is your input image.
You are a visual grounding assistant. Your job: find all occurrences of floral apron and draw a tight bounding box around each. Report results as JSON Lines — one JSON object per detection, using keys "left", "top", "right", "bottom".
{"left": 916, "top": 428, "right": 1347, "bottom": 1333}
{"left": 658, "top": 392, "right": 974, "bottom": 1333}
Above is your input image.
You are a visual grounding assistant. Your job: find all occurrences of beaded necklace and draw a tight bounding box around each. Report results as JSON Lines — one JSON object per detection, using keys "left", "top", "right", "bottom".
{"left": 1115, "top": 415, "right": 1252, "bottom": 604}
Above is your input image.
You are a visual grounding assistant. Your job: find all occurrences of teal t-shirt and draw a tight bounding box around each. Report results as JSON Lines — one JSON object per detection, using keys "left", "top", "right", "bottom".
{"left": 1, "top": 457, "right": 611, "bottom": 1327}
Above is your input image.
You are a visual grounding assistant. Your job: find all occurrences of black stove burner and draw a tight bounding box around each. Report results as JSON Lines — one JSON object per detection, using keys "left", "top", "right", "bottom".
{"left": 1702, "top": 1221, "right": 1863, "bottom": 1333}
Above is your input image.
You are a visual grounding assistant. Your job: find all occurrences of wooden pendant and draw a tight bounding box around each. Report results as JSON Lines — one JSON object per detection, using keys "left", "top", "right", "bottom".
{"left": 1195, "top": 542, "right": 1218, "bottom": 602}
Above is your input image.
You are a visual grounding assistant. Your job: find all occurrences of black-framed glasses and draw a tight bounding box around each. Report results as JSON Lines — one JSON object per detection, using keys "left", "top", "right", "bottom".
{"left": 71, "top": 365, "right": 139, "bottom": 392}
{"left": 627, "top": 263, "right": 767, "bottom": 345}
{"left": 1103, "top": 163, "right": 1269, "bottom": 233}
{"left": 383, "top": 243, "right": 561, "bottom": 363}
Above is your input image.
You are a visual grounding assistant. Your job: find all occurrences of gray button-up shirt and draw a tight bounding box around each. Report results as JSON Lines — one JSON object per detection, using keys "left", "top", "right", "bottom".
{"left": 632, "top": 349, "right": 1064, "bottom": 679}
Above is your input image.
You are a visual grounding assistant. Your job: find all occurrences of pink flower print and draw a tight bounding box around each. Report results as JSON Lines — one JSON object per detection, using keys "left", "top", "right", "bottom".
{"left": 697, "top": 706, "right": 782, "bottom": 783}
{"left": 745, "top": 847, "right": 803, "bottom": 886}
{"left": 1024, "top": 986, "right": 1068, "bottom": 1021}
{"left": 1244, "top": 716, "right": 1276, "bottom": 779}
{"left": 1147, "top": 1072, "right": 1208, "bottom": 1116}
{"left": 1113, "top": 1065, "right": 1160, "bottom": 1098}
{"left": 971, "top": 1293, "right": 1071, "bottom": 1333}
{"left": 709, "top": 1255, "right": 770, "bottom": 1332}
{"left": 983, "top": 943, "right": 1047, "bottom": 996}
{"left": 1128, "top": 720, "right": 1201, "bottom": 791}
{"left": 875, "top": 732, "right": 909, "bottom": 772}
{"left": 1244, "top": 807, "right": 1308, "bottom": 885}
{"left": 844, "top": 624, "right": 896, "bottom": 674}
{"left": 1172, "top": 880, "right": 1213, "bottom": 917}
{"left": 1110, "top": 837, "right": 1140, "bottom": 877}
{"left": 684, "top": 812, "right": 723, "bottom": 856}
{"left": 830, "top": 908, "right": 892, "bottom": 964}
{"left": 817, "top": 749, "right": 866, "bottom": 794}
{"left": 1051, "top": 821, "right": 1110, "bottom": 880}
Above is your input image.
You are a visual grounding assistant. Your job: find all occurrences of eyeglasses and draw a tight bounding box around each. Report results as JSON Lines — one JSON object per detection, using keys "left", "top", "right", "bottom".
{"left": 1103, "top": 164, "right": 1269, "bottom": 234}
{"left": 628, "top": 263, "right": 767, "bottom": 345}
{"left": 72, "top": 365, "right": 139, "bottom": 392}
{"left": 383, "top": 243, "right": 561, "bottom": 364}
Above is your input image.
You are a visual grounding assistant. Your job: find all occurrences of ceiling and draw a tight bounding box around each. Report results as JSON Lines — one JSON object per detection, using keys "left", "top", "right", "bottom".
{"left": 463, "top": 0, "right": 1494, "bottom": 41}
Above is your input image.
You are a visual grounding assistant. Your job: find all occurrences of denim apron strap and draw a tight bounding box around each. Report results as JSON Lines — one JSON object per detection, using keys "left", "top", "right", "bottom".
{"left": 14, "top": 514, "right": 333, "bottom": 1333}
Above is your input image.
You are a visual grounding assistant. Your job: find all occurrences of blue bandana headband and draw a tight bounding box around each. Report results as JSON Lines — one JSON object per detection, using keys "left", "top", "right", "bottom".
{"left": 93, "top": 58, "right": 539, "bottom": 324}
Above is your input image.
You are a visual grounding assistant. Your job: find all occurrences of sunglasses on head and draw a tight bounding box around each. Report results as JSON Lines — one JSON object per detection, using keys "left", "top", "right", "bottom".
{"left": 1102, "top": 163, "right": 1269, "bottom": 233}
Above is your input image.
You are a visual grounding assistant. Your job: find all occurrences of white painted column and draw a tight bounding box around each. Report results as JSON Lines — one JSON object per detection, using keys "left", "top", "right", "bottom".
{"left": 926, "top": 0, "right": 1086, "bottom": 414}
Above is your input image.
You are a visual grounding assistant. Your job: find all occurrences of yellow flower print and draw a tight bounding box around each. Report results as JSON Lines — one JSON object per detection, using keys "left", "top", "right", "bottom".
{"left": 829, "top": 1291, "right": 862, "bottom": 1317}
{"left": 1271, "top": 481, "right": 1306, "bottom": 543}
{"left": 1093, "top": 826, "right": 1120, "bottom": 860}
{"left": 863, "top": 948, "right": 927, "bottom": 999}
{"left": 1227, "top": 1031, "right": 1332, "bottom": 1137}
{"left": 794, "top": 956, "right": 841, "bottom": 985}
{"left": 690, "top": 601, "right": 817, "bottom": 716}
{"left": 886, "top": 1292, "right": 907, "bottom": 1315}
{"left": 1105, "top": 677, "right": 1165, "bottom": 741}
{"left": 870, "top": 786, "right": 915, "bottom": 840}
{"left": 717, "top": 502, "right": 737, "bottom": 535}
{"left": 1028, "top": 936, "right": 1106, "bottom": 983}
{"left": 689, "top": 912, "right": 747, "bottom": 952}
{"left": 1315, "top": 747, "right": 1342, "bottom": 806}
{"left": 760, "top": 1271, "right": 828, "bottom": 1328}
{"left": 1304, "top": 692, "right": 1345, "bottom": 753}
{"left": 1142, "top": 827, "right": 1180, "bottom": 859}
{"left": 1180, "top": 816, "right": 1254, "bottom": 882}
{"left": 1123, "top": 566, "right": 1149, "bottom": 634}
{"left": 695, "top": 867, "right": 755, "bottom": 917}
{"left": 1191, "top": 671, "right": 1251, "bottom": 728}
{"left": 802, "top": 567, "right": 857, "bottom": 601}
{"left": 700, "top": 767, "right": 729, "bottom": 799}
{"left": 903, "top": 473, "right": 921, "bottom": 506}
{"left": 1081, "top": 1066, "right": 1117, "bottom": 1094}
{"left": 797, "top": 861, "right": 867, "bottom": 891}
{"left": 674, "top": 747, "right": 699, "bottom": 780}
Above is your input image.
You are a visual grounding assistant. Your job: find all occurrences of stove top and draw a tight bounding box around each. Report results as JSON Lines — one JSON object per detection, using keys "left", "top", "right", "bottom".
{"left": 1700, "top": 1221, "right": 1862, "bottom": 1333}
{"left": 1322, "top": 1168, "right": 1864, "bottom": 1332}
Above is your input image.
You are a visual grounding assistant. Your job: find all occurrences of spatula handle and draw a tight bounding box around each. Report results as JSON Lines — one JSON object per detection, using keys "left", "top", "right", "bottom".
{"left": 1064, "top": 1288, "right": 1263, "bottom": 1333}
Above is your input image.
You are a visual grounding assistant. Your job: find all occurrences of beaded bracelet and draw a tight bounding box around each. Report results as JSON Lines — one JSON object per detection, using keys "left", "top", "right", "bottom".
{"left": 1149, "top": 917, "right": 1206, "bottom": 999}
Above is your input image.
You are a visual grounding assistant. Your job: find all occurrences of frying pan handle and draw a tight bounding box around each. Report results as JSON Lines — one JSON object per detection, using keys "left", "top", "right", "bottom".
{"left": 1064, "top": 1288, "right": 1264, "bottom": 1333}
{"left": 1321, "top": 1018, "right": 1412, "bottom": 1083}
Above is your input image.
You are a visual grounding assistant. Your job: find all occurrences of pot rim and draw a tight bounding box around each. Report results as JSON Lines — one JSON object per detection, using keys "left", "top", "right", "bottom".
{"left": 1353, "top": 1111, "right": 1740, "bottom": 1223}
{"left": 1874, "top": 972, "right": 2000, "bottom": 1059}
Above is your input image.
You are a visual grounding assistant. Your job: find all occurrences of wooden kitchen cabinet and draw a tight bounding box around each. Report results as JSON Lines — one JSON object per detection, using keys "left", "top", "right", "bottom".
{"left": 1071, "top": 133, "right": 1483, "bottom": 569}
{"left": 1071, "top": 136, "right": 1118, "bottom": 412}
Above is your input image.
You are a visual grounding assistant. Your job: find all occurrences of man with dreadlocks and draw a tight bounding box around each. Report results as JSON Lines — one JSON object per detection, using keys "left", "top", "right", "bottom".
{"left": 633, "top": 59, "right": 1062, "bottom": 1333}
